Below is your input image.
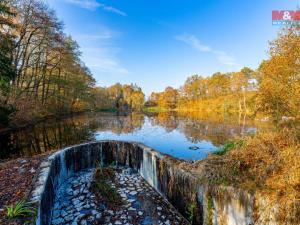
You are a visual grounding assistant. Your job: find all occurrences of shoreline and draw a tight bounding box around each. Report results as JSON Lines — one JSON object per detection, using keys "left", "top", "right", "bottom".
{"left": 0, "top": 110, "right": 94, "bottom": 136}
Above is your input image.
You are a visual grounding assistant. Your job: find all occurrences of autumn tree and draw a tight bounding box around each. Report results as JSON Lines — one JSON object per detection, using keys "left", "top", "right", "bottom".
{"left": 92, "top": 83, "right": 145, "bottom": 112}
{"left": 159, "top": 87, "right": 178, "bottom": 109}
{"left": 131, "top": 90, "right": 145, "bottom": 111}
{"left": 231, "top": 68, "right": 253, "bottom": 114}
{"left": 0, "top": 0, "right": 17, "bottom": 124}
{"left": 123, "top": 84, "right": 134, "bottom": 108}
{"left": 91, "top": 87, "right": 112, "bottom": 109}
{"left": 147, "top": 92, "right": 161, "bottom": 107}
{"left": 182, "top": 75, "right": 207, "bottom": 100}
{"left": 207, "top": 72, "right": 230, "bottom": 98}
{"left": 0, "top": 0, "right": 16, "bottom": 101}
{"left": 257, "top": 28, "right": 300, "bottom": 122}
{"left": 0, "top": 0, "right": 97, "bottom": 123}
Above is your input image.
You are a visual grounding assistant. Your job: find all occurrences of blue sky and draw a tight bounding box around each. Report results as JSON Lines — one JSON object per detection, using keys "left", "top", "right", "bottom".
{"left": 47, "top": 0, "right": 299, "bottom": 95}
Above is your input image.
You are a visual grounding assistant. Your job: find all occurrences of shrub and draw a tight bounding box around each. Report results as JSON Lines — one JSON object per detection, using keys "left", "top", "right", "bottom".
{"left": 214, "top": 140, "right": 245, "bottom": 156}
{"left": 5, "top": 200, "right": 36, "bottom": 219}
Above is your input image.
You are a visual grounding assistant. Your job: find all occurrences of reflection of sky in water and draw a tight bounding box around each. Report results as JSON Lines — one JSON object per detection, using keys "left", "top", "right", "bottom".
{"left": 95, "top": 118, "right": 217, "bottom": 161}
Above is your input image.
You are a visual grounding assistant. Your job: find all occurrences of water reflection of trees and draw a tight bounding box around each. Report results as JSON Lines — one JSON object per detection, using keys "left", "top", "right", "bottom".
{"left": 148, "top": 112, "right": 270, "bottom": 146}
{"left": 0, "top": 113, "right": 145, "bottom": 159}
{"left": 148, "top": 112, "right": 179, "bottom": 132}
{"left": 0, "top": 112, "right": 271, "bottom": 159}
{"left": 0, "top": 116, "right": 96, "bottom": 159}
{"left": 94, "top": 113, "right": 145, "bottom": 134}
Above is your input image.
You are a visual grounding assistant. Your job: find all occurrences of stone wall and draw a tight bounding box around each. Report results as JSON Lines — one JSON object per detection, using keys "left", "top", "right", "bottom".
{"left": 30, "top": 141, "right": 254, "bottom": 225}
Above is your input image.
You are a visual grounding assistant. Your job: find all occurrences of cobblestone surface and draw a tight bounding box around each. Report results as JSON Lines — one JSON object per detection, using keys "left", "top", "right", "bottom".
{"left": 51, "top": 168, "right": 188, "bottom": 225}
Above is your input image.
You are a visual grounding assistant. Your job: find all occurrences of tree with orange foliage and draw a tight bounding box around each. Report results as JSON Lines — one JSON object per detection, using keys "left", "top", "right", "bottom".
{"left": 158, "top": 87, "right": 178, "bottom": 109}
{"left": 257, "top": 27, "right": 300, "bottom": 122}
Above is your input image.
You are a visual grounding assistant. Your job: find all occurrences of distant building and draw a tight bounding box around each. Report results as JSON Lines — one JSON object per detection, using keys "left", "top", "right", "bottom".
{"left": 247, "top": 78, "right": 258, "bottom": 91}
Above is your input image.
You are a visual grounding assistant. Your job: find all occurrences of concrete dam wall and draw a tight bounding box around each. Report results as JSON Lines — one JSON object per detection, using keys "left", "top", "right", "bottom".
{"left": 30, "top": 141, "right": 254, "bottom": 225}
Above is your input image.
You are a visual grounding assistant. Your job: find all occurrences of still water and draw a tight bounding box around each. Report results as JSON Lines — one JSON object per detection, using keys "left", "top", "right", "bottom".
{"left": 0, "top": 112, "right": 271, "bottom": 161}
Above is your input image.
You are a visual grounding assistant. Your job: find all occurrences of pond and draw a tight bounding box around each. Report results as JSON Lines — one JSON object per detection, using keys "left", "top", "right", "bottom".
{"left": 0, "top": 112, "right": 272, "bottom": 161}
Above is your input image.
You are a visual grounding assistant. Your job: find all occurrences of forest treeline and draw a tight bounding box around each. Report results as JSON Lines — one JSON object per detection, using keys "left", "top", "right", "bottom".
{"left": 92, "top": 83, "right": 145, "bottom": 112}
{"left": 148, "top": 67, "right": 255, "bottom": 114}
{"left": 147, "top": 28, "right": 300, "bottom": 123}
{"left": 1, "top": 0, "right": 299, "bottom": 127}
{"left": 0, "top": 0, "right": 145, "bottom": 127}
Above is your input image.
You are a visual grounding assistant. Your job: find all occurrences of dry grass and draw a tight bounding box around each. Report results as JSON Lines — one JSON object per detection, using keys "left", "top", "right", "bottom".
{"left": 228, "top": 130, "right": 300, "bottom": 224}
{"left": 192, "top": 129, "right": 300, "bottom": 224}
{"left": 227, "top": 130, "right": 299, "bottom": 191}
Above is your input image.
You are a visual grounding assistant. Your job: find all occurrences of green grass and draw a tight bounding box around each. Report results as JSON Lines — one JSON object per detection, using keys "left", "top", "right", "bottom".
{"left": 5, "top": 200, "right": 36, "bottom": 219}
{"left": 207, "top": 196, "right": 214, "bottom": 225}
{"left": 186, "top": 202, "right": 196, "bottom": 225}
{"left": 143, "top": 106, "right": 169, "bottom": 113}
{"left": 213, "top": 140, "right": 245, "bottom": 156}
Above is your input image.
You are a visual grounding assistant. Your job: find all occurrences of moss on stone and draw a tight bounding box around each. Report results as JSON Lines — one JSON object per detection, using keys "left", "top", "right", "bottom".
{"left": 90, "top": 167, "right": 123, "bottom": 205}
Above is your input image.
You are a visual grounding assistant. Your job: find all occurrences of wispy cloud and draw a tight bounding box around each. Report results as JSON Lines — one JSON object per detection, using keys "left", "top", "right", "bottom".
{"left": 213, "top": 50, "right": 237, "bottom": 66}
{"left": 79, "top": 29, "right": 129, "bottom": 75}
{"left": 75, "top": 29, "right": 121, "bottom": 41}
{"left": 72, "top": 25, "right": 129, "bottom": 76}
{"left": 101, "top": 6, "right": 127, "bottom": 16}
{"left": 84, "top": 55, "right": 129, "bottom": 74}
{"left": 175, "top": 33, "right": 238, "bottom": 66}
{"left": 65, "top": 0, "right": 127, "bottom": 16}
{"left": 175, "top": 34, "right": 211, "bottom": 52}
{"left": 65, "top": 0, "right": 99, "bottom": 10}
